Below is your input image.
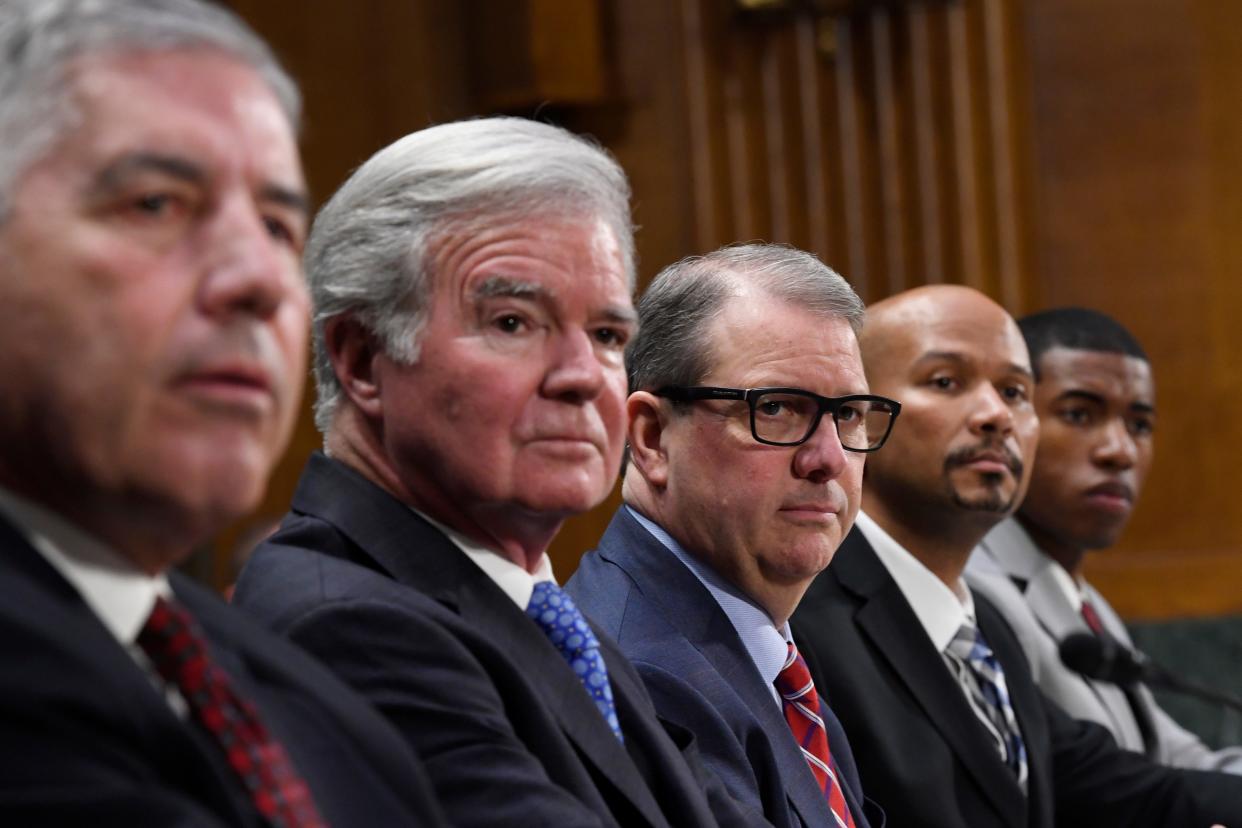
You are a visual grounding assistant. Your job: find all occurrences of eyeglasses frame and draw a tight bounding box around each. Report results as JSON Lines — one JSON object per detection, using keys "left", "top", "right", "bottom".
{"left": 654, "top": 385, "right": 901, "bottom": 452}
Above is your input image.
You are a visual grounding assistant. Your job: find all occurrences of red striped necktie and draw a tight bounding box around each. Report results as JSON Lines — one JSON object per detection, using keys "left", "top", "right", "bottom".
{"left": 774, "top": 642, "right": 855, "bottom": 828}
{"left": 138, "top": 596, "right": 326, "bottom": 828}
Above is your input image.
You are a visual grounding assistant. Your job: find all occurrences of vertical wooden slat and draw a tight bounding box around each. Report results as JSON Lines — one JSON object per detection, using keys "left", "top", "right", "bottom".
{"left": 795, "top": 14, "right": 832, "bottom": 261}
{"left": 761, "top": 31, "right": 792, "bottom": 242}
{"left": 681, "top": 0, "right": 719, "bottom": 251}
{"left": 909, "top": 3, "right": 945, "bottom": 285}
{"left": 981, "top": 0, "right": 1023, "bottom": 311}
{"left": 835, "top": 17, "right": 870, "bottom": 297}
{"left": 947, "top": 1, "right": 985, "bottom": 291}
{"left": 871, "top": 7, "right": 906, "bottom": 295}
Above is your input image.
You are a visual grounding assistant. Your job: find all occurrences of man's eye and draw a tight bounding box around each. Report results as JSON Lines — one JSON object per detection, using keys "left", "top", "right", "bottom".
{"left": 133, "top": 193, "right": 174, "bottom": 215}
{"left": 1130, "top": 417, "right": 1155, "bottom": 437}
{"left": 593, "top": 327, "right": 628, "bottom": 348}
{"left": 263, "top": 215, "right": 298, "bottom": 246}
{"left": 837, "top": 404, "right": 862, "bottom": 423}
{"left": 493, "top": 315, "right": 526, "bottom": 333}
{"left": 757, "top": 400, "right": 786, "bottom": 417}
{"left": 929, "top": 376, "right": 956, "bottom": 391}
{"left": 1061, "top": 407, "right": 1091, "bottom": 426}
{"left": 1001, "top": 384, "right": 1028, "bottom": 402}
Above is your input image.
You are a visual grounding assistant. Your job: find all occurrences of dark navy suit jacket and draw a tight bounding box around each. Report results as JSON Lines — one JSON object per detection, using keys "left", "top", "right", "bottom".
{"left": 791, "top": 526, "right": 1242, "bottom": 828}
{"left": 0, "top": 513, "right": 445, "bottom": 827}
{"left": 233, "top": 453, "right": 749, "bottom": 828}
{"left": 567, "top": 506, "right": 881, "bottom": 828}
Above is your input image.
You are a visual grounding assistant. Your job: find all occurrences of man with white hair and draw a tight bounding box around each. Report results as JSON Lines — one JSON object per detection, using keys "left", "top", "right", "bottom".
{"left": 234, "top": 117, "right": 748, "bottom": 827}
{"left": 0, "top": 1, "right": 443, "bottom": 825}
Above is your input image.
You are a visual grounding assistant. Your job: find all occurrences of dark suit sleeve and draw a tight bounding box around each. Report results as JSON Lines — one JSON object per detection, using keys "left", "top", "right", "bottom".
{"left": 0, "top": 732, "right": 230, "bottom": 828}
{"left": 285, "top": 598, "right": 612, "bottom": 828}
{"left": 1044, "top": 695, "right": 1242, "bottom": 828}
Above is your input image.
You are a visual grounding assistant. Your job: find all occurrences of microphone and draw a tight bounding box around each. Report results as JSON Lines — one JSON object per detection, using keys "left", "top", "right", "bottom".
{"left": 1059, "top": 632, "right": 1152, "bottom": 685}
{"left": 1060, "top": 632, "right": 1242, "bottom": 715}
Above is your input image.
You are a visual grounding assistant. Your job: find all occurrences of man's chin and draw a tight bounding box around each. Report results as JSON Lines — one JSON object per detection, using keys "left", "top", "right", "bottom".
{"left": 950, "top": 486, "right": 1018, "bottom": 515}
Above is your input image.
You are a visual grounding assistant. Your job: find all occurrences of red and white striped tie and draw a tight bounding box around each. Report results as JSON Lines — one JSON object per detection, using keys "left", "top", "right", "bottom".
{"left": 774, "top": 642, "right": 855, "bottom": 828}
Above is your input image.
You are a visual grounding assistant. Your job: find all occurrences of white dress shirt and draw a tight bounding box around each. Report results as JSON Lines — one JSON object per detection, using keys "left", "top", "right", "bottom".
{"left": 412, "top": 508, "right": 556, "bottom": 609}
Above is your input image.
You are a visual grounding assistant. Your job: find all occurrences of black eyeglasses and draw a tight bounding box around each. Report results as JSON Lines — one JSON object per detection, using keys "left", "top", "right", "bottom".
{"left": 655, "top": 386, "right": 901, "bottom": 452}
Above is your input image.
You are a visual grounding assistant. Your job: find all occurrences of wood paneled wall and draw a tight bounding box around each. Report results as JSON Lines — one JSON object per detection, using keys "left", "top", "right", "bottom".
{"left": 221, "top": 0, "right": 1242, "bottom": 621}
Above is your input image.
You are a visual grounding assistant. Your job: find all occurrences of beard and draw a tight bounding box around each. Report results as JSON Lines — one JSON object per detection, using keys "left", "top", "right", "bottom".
{"left": 943, "top": 441, "right": 1025, "bottom": 514}
{"left": 950, "top": 477, "right": 1020, "bottom": 513}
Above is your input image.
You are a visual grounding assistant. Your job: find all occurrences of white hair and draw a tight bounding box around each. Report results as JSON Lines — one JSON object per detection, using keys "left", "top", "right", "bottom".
{"left": 305, "top": 116, "right": 636, "bottom": 432}
{"left": 0, "top": 0, "right": 299, "bottom": 219}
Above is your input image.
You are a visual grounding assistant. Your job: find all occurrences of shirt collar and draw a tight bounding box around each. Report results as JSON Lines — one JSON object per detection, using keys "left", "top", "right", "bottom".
{"left": 0, "top": 486, "right": 170, "bottom": 647}
{"left": 981, "top": 518, "right": 1083, "bottom": 611}
{"left": 411, "top": 507, "right": 555, "bottom": 609}
{"left": 855, "top": 510, "right": 974, "bottom": 652}
{"left": 627, "top": 506, "right": 790, "bottom": 703}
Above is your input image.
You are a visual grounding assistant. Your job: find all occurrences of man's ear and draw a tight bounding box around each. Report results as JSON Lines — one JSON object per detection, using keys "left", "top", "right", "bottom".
{"left": 627, "top": 391, "right": 672, "bottom": 488}
{"left": 323, "top": 315, "right": 385, "bottom": 418}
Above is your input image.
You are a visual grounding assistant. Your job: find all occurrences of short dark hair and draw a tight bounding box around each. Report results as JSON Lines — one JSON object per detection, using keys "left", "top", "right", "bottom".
{"left": 1018, "top": 307, "right": 1148, "bottom": 381}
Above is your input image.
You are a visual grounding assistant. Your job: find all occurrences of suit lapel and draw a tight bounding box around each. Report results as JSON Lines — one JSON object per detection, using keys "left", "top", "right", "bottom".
{"left": 833, "top": 529, "right": 1026, "bottom": 827}
{"left": 1024, "top": 568, "right": 1145, "bottom": 748}
{"left": 289, "top": 455, "right": 667, "bottom": 827}
{"left": 0, "top": 519, "right": 251, "bottom": 824}
{"left": 596, "top": 509, "right": 834, "bottom": 828}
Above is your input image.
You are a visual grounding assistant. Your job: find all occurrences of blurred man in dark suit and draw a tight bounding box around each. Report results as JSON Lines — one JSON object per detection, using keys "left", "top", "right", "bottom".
{"left": 233, "top": 117, "right": 748, "bottom": 827}
{"left": 967, "top": 307, "right": 1242, "bottom": 772}
{"left": 0, "top": 1, "right": 445, "bottom": 825}
{"left": 792, "top": 284, "right": 1242, "bottom": 827}
{"left": 568, "top": 244, "right": 892, "bottom": 828}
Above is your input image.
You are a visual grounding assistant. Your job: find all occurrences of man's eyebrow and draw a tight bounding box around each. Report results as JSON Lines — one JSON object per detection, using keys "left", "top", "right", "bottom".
{"left": 599, "top": 305, "right": 638, "bottom": 326}
{"left": 259, "top": 182, "right": 310, "bottom": 218}
{"left": 473, "top": 276, "right": 549, "bottom": 301}
{"left": 912, "top": 350, "right": 1033, "bottom": 379}
{"left": 1057, "top": 389, "right": 1107, "bottom": 406}
{"left": 95, "top": 152, "right": 204, "bottom": 192}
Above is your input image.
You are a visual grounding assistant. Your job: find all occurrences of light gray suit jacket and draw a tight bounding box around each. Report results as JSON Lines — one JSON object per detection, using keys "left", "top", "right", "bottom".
{"left": 965, "top": 518, "right": 1242, "bottom": 774}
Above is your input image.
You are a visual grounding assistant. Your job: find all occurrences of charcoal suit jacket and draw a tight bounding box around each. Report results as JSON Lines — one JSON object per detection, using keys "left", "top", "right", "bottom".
{"left": 0, "top": 512, "right": 445, "bottom": 827}
{"left": 233, "top": 452, "right": 747, "bottom": 828}
{"left": 790, "top": 526, "right": 1242, "bottom": 828}
{"left": 566, "top": 506, "right": 881, "bottom": 828}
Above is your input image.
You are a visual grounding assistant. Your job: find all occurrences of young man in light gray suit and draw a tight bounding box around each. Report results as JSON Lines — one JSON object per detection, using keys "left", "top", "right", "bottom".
{"left": 966, "top": 307, "right": 1242, "bottom": 773}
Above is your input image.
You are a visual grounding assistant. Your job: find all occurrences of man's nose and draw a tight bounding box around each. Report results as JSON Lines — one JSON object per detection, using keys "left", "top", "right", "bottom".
{"left": 542, "top": 329, "right": 607, "bottom": 403}
{"left": 199, "top": 196, "right": 303, "bottom": 320}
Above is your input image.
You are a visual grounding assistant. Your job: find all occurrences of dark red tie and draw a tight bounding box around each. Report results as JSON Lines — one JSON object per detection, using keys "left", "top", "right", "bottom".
{"left": 138, "top": 596, "right": 326, "bottom": 828}
{"left": 774, "top": 642, "right": 855, "bottom": 828}
{"left": 1080, "top": 599, "right": 1107, "bottom": 637}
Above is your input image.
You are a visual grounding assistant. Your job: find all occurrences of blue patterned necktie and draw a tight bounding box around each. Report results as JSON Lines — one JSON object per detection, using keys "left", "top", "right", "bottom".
{"left": 948, "top": 621, "right": 1029, "bottom": 791}
{"left": 526, "top": 581, "right": 624, "bottom": 742}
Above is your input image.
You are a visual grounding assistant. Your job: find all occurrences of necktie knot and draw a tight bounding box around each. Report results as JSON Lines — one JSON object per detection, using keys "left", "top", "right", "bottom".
{"left": 526, "top": 582, "right": 623, "bottom": 742}
{"left": 948, "top": 620, "right": 994, "bottom": 665}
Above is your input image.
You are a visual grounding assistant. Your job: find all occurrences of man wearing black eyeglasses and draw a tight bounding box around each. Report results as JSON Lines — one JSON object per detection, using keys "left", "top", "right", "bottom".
{"left": 567, "top": 243, "right": 892, "bottom": 828}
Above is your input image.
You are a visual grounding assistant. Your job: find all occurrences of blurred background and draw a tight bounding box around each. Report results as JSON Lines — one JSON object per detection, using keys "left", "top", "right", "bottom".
{"left": 208, "top": 0, "right": 1242, "bottom": 743}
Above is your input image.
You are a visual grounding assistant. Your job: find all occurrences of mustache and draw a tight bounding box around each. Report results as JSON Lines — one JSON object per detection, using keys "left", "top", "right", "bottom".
{"left": 944, "top": 442, "right": 1024, "bottom": 478}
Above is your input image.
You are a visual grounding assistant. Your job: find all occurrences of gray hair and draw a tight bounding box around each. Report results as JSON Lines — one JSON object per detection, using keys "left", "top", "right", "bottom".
{"left": 0, "top": 0, "right": 300, "bottom": 219}
{"left": 306, "top": 116, "right": 636, "bottom": 433}
{"left": 628, "top": 243, "right": 864, "bottom": 395}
